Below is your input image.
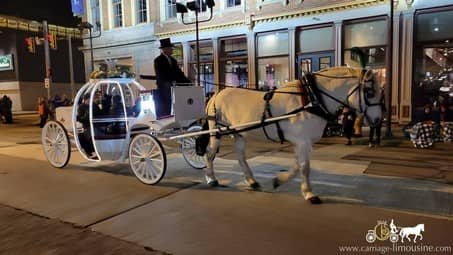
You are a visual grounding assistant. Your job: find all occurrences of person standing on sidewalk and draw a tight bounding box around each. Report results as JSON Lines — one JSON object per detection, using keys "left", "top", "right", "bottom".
{"left": 342, "top": 106, "right": 356, "bottom": 145}
{"left": 38, "top": 98, "right": 49, "bottom": 128}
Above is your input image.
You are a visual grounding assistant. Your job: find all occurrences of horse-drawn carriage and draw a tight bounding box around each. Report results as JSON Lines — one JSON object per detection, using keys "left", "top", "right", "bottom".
{"left": 41, "top": 78, "right": 206, "bottom": 185}
{"left": 42, "top": 66, "right": 383, "bottom": 204}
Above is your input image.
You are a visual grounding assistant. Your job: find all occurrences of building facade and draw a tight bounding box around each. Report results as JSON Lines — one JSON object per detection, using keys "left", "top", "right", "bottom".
{"left": 84, "top": 0, "right": 453, "bottom": 123}
{"left": 0, "top": 16, "right": 85, "bottom": 111}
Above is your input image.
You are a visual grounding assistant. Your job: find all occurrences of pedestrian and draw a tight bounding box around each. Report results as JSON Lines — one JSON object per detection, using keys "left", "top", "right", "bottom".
{"left": 61, "top": 94, "right": 71, "bottom": 106}
{"left": 422, "top": 104, "right": 434, "bottom": 124}
{"left": 341, "top": 106, "right": 356, "bottom": 145}
{"left": 1, "top": 95, "right": 13, "bottom": 124}
{"left": 368, "top": 121, "right": 382, "bottom": 148}
{"left": 0, "top": 95, "right": 4, "bottom": 123}
{"left": 353, "top": 114, "right": 363, "bottom": 137}
{"left": 154, "top": 38, "right": 191, "bottom": 118}
{"left": 38, "top": 97, "right": 49, "bottom": 128}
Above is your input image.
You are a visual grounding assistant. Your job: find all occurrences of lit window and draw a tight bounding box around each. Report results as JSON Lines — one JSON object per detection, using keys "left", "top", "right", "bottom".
{"left": 136, "top": 0, "right": 147, "bottom": 23}
{"left": 90, "top": 0, "right": 101, "bottom": 31}
{"left": 166, "top": 0, "right": 177, "bottom": 19}
{"left": 227, "top": 0, "right": 241, "bottom": 8}
{"left": 112, "top": 0, "right": 123, "bottom": 27}
{"left": 196, "top": 0, "right": 207, "bottom": 12}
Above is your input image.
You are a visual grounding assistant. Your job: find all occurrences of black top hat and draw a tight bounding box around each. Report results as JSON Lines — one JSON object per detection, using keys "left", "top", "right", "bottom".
{"left": 159, "top": 38, "right": 174, "bottom": 49}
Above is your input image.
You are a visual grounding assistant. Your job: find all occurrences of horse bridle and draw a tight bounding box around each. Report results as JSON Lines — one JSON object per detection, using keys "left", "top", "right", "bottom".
{"left": 307, "top": 70, "right": 383, "bottom": 127}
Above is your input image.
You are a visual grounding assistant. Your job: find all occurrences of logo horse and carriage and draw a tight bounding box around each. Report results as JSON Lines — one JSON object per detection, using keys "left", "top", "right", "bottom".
{"left": 366, "top": 220, "right": 425, "bottom": 244}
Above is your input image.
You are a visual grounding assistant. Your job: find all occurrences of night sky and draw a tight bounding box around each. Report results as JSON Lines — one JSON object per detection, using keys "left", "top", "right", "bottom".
{"left": 0, "top": 0, "right": 81, "bottom": 26}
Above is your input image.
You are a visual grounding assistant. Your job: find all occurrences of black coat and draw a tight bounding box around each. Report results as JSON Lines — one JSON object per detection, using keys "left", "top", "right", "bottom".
{"left": 154, "top": 54, "right": 191, "bottom": 117}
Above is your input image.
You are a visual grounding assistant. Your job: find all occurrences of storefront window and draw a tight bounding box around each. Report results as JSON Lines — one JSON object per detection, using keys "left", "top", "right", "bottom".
{"left": 343, "top": 19, "right": 387, "bottom": 89}
{"left": 298, "top": 26, "right": 334, "bottom": 53}
{"left": 413, "top": 9, "right": 453, "bottom": 113}
{"left": 173, "top": 43, "right": 184, "bottom": 70}
{"left": 189, "top": 41, "right": 214, "bottom": 96}
{"left": 220, "top": 37, "right": 248, "bottom": 87}
{"left": 257, "top": 31, "right": 289, "bottom": 90}
{"left": 297, "top": 25, "right": 335, "bottom": 74}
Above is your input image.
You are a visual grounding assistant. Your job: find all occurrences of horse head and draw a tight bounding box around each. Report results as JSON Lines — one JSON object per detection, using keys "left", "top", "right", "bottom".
{"left": 314, "top": 67, "right": 383, "bottom": 127}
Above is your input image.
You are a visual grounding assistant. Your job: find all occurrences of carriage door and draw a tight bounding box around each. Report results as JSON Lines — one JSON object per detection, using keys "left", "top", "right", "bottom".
{"left": 91, "top": 81, "right": 129, "bottom": 161}
{"left": 297, "top": 52, "right": 334, "bottom": 77}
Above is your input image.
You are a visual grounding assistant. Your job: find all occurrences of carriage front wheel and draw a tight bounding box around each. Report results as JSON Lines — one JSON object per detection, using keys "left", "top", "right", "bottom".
{"left": 129, "top": 134, "right": 167, "bottom": 185}
{"left": 181, "top": 125, "right": 207, "bottom": 169}
{"left": 41, "top": 121, "right": 71, "bottom": 168}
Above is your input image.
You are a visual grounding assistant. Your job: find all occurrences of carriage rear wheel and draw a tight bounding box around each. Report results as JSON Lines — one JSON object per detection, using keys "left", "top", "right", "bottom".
{"left": 181, "top": 125, "right": 206, "bottom": 169}
{"left": 129, "top": 134, "right": 167, "bottom": 185}
{"left": 41, "top": 121, "right": 71, "bottom": 168}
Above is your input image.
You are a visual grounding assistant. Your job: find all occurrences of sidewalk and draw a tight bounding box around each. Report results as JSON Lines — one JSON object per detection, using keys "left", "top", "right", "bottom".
{"left": 0, "top": 205, "right": 163, "bottom": 255}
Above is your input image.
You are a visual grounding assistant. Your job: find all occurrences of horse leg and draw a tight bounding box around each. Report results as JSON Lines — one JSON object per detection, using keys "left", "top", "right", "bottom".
{"left": 298, "top": 141, "right": 321, "bottom": 204}
{"left": 233, "top": 134, "right": 260, "bottom": 190}
{"left": 205, "top": 135, "right": 220, "bottom": 187}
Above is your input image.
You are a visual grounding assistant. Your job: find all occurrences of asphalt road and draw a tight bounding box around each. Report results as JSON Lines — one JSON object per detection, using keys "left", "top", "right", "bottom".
{"left": 0, "top": 114, "right": 452, "bottom": 255}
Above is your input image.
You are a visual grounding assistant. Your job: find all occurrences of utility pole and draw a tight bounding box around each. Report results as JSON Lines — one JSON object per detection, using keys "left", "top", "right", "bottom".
{"left": 68, "top": 35, "right": 75, "bottom": 99}
{"left": 43, "top": 20, "right": 51, "bottom": 99}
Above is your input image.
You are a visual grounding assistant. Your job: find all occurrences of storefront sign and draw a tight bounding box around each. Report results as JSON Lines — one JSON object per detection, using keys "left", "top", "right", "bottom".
{"left": 0, "top": 54, "right": 13, "bottom": 71}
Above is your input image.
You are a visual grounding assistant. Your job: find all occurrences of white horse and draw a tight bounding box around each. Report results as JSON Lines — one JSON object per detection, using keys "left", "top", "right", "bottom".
{"left": 202, "top": 66, "right": 383, "bottom": 203}
{"left": 399, "top": 224, "right": 424, "bottom": 243}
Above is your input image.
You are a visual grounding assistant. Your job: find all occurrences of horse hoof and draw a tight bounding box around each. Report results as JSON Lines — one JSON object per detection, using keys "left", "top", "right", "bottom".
{"left": 272, "top": 178, "right": 280, "bottom": 189}
{"left": 250, "top": 182, "right": 261, "bottom": 191}
{"left": 208, "top": 180, "right": 219, "bottom": 187}
{"left": 308, "top": 196, "right": 322, "bottom": 204}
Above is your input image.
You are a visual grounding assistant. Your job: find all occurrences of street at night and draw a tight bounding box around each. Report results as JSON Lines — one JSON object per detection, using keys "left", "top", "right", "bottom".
{"left": 1, "top": 0, "right": 453, "bottom": 254}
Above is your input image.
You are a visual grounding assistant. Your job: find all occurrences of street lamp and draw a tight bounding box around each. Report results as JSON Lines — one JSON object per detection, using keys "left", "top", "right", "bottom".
{"left": 78, "top": 21, "right": 102, "bottom": 74}
{"left": 176, "top": 0, "right": 215, "bottom": 86}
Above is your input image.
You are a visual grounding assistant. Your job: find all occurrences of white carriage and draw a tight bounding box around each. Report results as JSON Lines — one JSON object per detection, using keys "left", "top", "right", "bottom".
{"left": 41, "top": 78, "right": 206, "bottom": 185}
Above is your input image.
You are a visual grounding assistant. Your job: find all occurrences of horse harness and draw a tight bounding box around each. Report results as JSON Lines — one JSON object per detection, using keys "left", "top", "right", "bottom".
{"left": 205, "top": 69, "right": 382, "bottom": 143}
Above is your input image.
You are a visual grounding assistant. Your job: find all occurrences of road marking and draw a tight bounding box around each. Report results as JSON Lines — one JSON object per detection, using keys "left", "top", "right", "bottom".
{"left": 214, "top": 169, "right": 356, "bottom": 189}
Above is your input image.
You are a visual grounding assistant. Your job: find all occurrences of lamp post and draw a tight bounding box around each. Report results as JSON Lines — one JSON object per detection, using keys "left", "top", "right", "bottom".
{"left": 176, "top": 0, "right": 215, "bottom": 86}
{"left": 385, "top": 0, "right": 395, "bottom": 138}
{"left": 78, "top": 21, "right": 102, "bottom": 74}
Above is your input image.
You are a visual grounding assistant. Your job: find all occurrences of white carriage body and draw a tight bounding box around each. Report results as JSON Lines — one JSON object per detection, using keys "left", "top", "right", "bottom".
{"left": 54, "top": 78, "right": 205, "bottom": 162}
{"left": 43, "top": 77, "right": 207, "bottom": 185}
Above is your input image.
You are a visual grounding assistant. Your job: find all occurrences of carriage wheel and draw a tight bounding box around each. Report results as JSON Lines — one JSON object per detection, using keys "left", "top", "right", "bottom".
{"left": 129, "top": 134, "right": 167, "bottom": 185}
{"left": 181, "top": 125, "right": 206, "bottom": 169}
{"left": 41, "top": 121, "right": 71, "bottom": 168}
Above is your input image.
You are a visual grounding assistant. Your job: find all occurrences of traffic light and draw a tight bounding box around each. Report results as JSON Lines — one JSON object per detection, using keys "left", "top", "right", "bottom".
{"left": 47, "top": 33, "right": 57, "bottom": 50}
{"left": 25, "top": 37, "right": 35, "bottom": 53}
